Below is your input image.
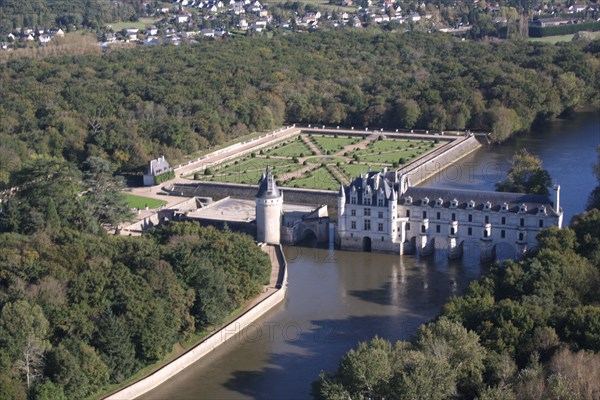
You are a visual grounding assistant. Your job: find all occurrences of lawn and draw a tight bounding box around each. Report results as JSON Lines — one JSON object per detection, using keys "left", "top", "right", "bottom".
{"left": 109, "top": 18, "right": 160, "bottom": 31}
{"left": 339, "top": 163, "right": 377, "bottom": 180}
{"left": 264, "top": 138, "right": 311, "bottom": 157}
{"left": 529, "top": 34, "right": 575, "bottom": 43}
{"left": 125, "top": 194, "right": 167, "bottom": 209}
{"left": 284, "top": 167, "right": 340, "bottom": 190}
{"left": 309, "top": 135, "right": 361, "bottom": 154}
{"left": 200, "top": 156, "right": 301, "bottom": 184}
{"left": 192, "top": 133, "right": 442, "bottom": 190}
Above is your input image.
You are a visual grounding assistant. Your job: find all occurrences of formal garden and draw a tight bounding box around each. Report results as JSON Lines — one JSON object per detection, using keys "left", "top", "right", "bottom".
{"left": 192, "top": 133, "right": 443, "bottom": 191}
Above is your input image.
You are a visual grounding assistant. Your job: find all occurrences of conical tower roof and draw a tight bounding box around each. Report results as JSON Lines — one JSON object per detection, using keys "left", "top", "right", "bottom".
{"left": 256, "top": 166, "right": 281, "bottom": 199}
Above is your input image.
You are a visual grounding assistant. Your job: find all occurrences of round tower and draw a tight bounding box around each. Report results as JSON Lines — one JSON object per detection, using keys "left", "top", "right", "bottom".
{"left": 337, "top": 184, "right": 346, "bottom": 232}
{"left": 256, "top": 166, "right": 283, "bottom": 244}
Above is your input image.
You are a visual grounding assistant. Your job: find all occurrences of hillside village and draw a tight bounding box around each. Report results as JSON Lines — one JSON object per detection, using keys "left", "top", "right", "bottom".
{"left": 0, "top": 0, "right": 599, "bottom": 50}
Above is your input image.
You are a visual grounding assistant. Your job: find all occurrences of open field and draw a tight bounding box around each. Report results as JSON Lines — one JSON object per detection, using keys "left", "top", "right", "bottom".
{"left": 191, "top": 132, "right": 442, "bottom": 190}
{"left": 125, "top": 194, "right": 167, "bottom": 209}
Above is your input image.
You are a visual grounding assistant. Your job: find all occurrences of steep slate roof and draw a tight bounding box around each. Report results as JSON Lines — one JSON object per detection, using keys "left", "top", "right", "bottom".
{"left": 400, "top": 187, "right": 559, "bottom": 216}
{"left": 256, "top": 167, "right": 281, "bottom": 199}
{"left": 343, "top": 170, "right": 395, "bottom": 206}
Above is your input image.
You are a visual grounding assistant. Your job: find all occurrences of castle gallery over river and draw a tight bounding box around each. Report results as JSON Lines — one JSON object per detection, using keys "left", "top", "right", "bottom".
{"left": 131, "top": 126, "right": 563, "bottom": 261}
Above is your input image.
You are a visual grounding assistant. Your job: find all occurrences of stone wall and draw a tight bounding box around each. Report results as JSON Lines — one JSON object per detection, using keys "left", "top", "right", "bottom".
{"left": 166, "top": 182, "right": 340, "bottom": 213}
{"left": 103, "top": 245, "right": 288, "bottom": 400}
{"left": 399, "top": 136, "right": 482, "bottom": 186}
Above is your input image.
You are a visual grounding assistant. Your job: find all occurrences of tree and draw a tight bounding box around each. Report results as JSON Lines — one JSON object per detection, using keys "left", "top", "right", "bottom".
{"left": 81, "top": 157, "right": 131, "bottom": 228}
{"left": 416, "top": 317, "right": 486, "bottom": 397}
{"left": 394, "top": 99, "right": 421, "bottom": 129}
{"left": 13, "top": 335, "right": 46, "bottom": 390}
{"left": 587, "top": 146, "right": 600, "bottom": 210}
{"left": 496, "top": 149, "right": 552, "bottom": 195}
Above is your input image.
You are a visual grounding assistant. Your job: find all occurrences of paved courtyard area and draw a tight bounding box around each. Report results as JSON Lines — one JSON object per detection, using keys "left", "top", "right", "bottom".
{"left": 186, "top": 198, "right": 317, "bottom": 223}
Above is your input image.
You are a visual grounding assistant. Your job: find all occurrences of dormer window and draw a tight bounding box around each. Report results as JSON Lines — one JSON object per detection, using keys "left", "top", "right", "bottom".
{"left": 501, "top": 202, "right": 509, "bottom": 212}
{"left": 351, "top": 196, "right": 357, "bottom": 205}
{"left": 538, "top": 205, "right": 547, "bottom": 215}
{"left": 405, "top": 196, "right": 413, "bottom": 205}
{"left": 436, "top": 198, "right": 443, "bottom": 207}
{"left": 422, "top": 197, "right": 429, "bottom": 206}
{"left": 467, "top": 200, "right": 475, "bottom": 209}
{"left": 484, "top": 201, "right": 491, "bottom": 211}
{"left": 519, "top": 204, "right": 527, "bottom": 213}
{"left": 450, "top": 198, "right": 458, "bottom": 208}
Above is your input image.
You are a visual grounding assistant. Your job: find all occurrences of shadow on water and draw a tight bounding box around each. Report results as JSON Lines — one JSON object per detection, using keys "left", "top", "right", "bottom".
{"left": 222, "top": 314, "right": 426, "bottom": 399}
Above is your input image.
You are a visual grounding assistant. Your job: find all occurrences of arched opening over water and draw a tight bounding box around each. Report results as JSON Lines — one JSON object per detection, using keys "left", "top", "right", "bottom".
{"left": 297, "top": 229, "right": 318, "bottom": 248}
{"left": 363, "top": 236, "right": 372, "bottom": 252}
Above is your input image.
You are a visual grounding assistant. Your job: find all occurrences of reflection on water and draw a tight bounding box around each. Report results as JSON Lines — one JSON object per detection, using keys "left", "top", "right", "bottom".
{"left": 140, "top": 246, "right": 486, "bottom": 400}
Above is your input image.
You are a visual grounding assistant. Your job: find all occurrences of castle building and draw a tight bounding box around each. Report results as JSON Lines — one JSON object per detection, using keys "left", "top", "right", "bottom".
{"left": 255, "top": 166, "right": 283, "bottom": 244}
{"left": 337, "top": 168, "right": 563, "bottom": 260}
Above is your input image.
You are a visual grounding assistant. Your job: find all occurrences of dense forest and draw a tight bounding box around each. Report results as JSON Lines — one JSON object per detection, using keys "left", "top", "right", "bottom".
{"left": 0, "top": 31, "right": 598, "bottom": 187}
{"left": 0, "top": 0, "right": 142, "bottom": 32}
{"left": 0, "top": 157, "right": 271, "bottom": 400}
{"left": 312, "top": 153, "right": 600, "bottom": 399}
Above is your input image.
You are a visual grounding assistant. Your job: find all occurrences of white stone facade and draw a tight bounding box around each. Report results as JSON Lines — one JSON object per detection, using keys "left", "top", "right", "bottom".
{"left": 338, "top": 169, "right": 563, "bottom": 260}
{"left": 255, "top": 167, "right": 283, "bottom": 244}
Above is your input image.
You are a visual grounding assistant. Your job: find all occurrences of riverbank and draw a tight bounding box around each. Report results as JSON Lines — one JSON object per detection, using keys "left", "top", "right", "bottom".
{"left": 102, "top": 244, "right": 288, "bottom": 400}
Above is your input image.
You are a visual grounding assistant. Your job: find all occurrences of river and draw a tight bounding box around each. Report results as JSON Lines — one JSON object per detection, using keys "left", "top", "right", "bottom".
{"left": 140, "top": 110, "right": 599, "bottom": 400}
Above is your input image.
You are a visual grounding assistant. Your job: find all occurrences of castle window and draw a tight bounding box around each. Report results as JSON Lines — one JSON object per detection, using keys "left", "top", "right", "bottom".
{"left": 378, "top": 223, "right": 383, "bottom": 232}
{"left": 436, "top": 225, "right": 441, "bottom": 233}
{"left": 501, "top": 216, "right": 506, "bottom": 225}
{"left": 450, "top": 227, "right": 455, "bottom": 235}
{"left": 502, "top": 202, "right": 509, "bottom": 212}
{"left": 422, "top": 197, "right": 430, "bottom": 205}
{"left": 483, "top": 230, "right": 489, "bottom": 238}
{"left": 364, "top": 220, "right": 371, "bottom": 230}
{"left": 364, "top": 208, "right": 371, "bottom": 217}
{"left": 467, "top": 200, "right": 475, "bottom": 209}
{"left": 351, "top": 197, "right": 356, "bottom": 204}
{"left": 520, "top": 218, "right": 525, "bottom": 227}
{"left": 406, "top": 210, "right": 411, "bottom": 218}
{"left": 406, "top": 223, "right": 411, "bottom": 231}
{"left": 436, "top": 198, "right": 443, "bottom": 207}
{"left": 501, "top": 230, "right": 505, "bottom": 239}
{"left": 520, "top": 204, "right": 527, "bottom": 213}
{"left": 422, "top": 211, "right": 427, "bottom": 219}
{"left": 351, "top": 209, "right": 356, "bottom": 216}
{"left": 468, "top": 214, "right": 473, "bottom": 222}
{"left": 436, "top": 212, "right": 441, "bottom": 220}
{"left": 421, "top": 225, "right": 426, "bottom": 233}
{"left": 405, "top": 196, "right": 413, "bottom": 205}
{"left": 485, "top": 216, "right": 489, "bottom": 224}
{"left": 468, "top": 227, "right": 472, "bottom": 236}
{"left": 378, "top": 211, "right": 383, "bottom": 219}
{"left": 519, "top": 232, "right": 524, "bottom": 241}
{"left": 378, "top": 199, "right": 384, "bottom": 207}
{"left": 450, "top": 199, "right": 459, "bottom": 208}
{"left": 452, "top": 213, "right": 456, "bottom": 222}
{"left": 484, "top": 201, "right": 491, "bottom": 210}
{"left": 539, "top": 219, "right": 544, "bottom": 228}
{"left": 351, "top": 221, "right": 356, "bottom": 229}
{"left": 364, "top": 197, "right": 371, "bottom": 205}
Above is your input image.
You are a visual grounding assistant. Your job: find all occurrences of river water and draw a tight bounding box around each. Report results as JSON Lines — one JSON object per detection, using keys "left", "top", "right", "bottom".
{"left": 140, "top": 111, "right": 599, "bottom": 400}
